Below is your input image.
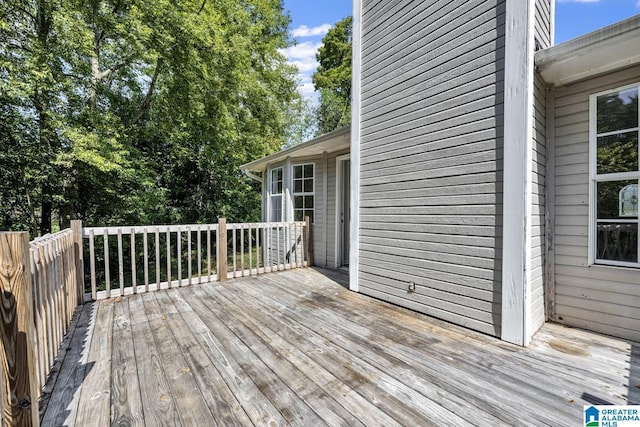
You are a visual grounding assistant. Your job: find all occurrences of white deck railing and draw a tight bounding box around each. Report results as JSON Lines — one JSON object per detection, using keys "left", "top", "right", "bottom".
{"left": 82, "top": 218, "right": 312, "bottom": 300}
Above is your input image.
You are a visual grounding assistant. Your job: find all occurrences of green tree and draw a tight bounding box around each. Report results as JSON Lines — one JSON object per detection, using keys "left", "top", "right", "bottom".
{"left": 1, "top": 0, "right": 300, "bottom": 234}
{"left": 312, "top": 16, "right": 352, "bottom": 135}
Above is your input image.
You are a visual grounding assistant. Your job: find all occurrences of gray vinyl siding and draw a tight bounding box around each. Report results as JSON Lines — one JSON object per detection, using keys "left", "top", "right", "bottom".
{"left": 326, "top": 154, "right": 337, "bottom": 267}
{"left": 534, "top": 0, "right": 552, "bottom": 48}
{"left": 358, "top": 0, "right": 506, "bottom": 337}
{"left": 531, "top": 73, "right": 546, "bottom": 334}
{"left": 552, "top": 64, "right": 640, "bottom": 342}
{"left": 530, "top": 2, "right": 551, "bottom": 335}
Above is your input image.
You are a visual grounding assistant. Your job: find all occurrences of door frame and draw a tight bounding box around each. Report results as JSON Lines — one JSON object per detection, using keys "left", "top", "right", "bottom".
{"left": 335, "top": 154, "right": 350, "bottom": 268}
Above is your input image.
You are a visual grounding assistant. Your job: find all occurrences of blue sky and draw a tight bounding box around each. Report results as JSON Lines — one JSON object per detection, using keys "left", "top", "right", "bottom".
{"left": 281, "top": 1, "right": 640, "bottom": 101}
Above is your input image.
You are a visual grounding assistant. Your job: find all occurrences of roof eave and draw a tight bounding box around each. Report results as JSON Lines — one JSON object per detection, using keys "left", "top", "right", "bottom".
{"left": 536, "top": 14, "right": 640, "bottom": 87}
{"left": 240, "top": 126, "right": 350, "bottom": 173}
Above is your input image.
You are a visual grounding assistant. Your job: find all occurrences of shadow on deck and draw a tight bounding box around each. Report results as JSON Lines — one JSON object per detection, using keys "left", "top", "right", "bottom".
{"left": 40, "top": 267, "right": 639, "bottom": 426}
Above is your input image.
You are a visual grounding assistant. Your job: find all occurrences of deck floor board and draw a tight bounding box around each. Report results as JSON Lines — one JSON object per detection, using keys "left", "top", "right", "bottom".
{"left": 41, "top": 268, "right": 640, "bottom": 426}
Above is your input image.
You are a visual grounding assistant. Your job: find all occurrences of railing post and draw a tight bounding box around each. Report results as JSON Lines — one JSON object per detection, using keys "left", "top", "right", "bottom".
{"left": 217, "top": 218, "right": 227, "bottom": 282}
{"left": 305, "top": 216, "right": 313, "bottom": 267}
{"left": 70, "top": 220, "right": 84, "bottom": 305}
{"left": 0, "top": 232, "right": 40, "bottom": 427}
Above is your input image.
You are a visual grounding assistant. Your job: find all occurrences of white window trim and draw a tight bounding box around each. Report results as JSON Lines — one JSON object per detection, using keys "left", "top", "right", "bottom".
{"left": 268, "top": 166, "right": 283, "bottom": 223}
{"left": 588, "top": 82, "right": 640, "bottom": 268}
{"left": 292, "top": 163, "right": 315, "bottom": 224}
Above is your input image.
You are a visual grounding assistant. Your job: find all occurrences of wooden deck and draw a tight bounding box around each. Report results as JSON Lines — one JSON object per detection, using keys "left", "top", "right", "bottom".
{"left": 40, "top": 268, "right": 639, "bottom": 426}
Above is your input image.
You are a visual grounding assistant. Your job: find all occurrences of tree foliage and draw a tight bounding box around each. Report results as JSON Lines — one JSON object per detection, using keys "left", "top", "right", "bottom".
{"left": 312, "top": 16, "right": 352, "bottom": 135}
{"left": 0, "top": 0, "right": 300, "bottom": 235}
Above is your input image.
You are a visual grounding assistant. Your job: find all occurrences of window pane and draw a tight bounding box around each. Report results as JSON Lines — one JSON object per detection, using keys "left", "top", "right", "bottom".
{"left": 597, "top": 132, "right": 638, "bottom": 174}
{"left": 598, "top": 180, "right": 637, "bottom": 219}
{"left": 294, "top": 210, "right": 303, "bottom": 221}
{"left": 294, "top": 180, "right": 302, "bottom": 193}
{"left": 294, "top": 196, "right": 303, "bottom": 209}
{"left": 306, "top": 210, "right": 314, "bottom": 223}
{"left": 597, "top": 222, "right": 638, "bottom": 262}
{"left": 294, "top": 166, "right": 303, "bottom": 179}
{"left": 305, "top": 195, "right": 314, "bottom": 208}
{"left": 597, "top": 88, "right": 638, "bottom": 134}
{"left": 304, "top": 164, "right": 314, "bottom": 178}
{"left": 304, "top": 179, "right": 313, "bottom": 192}
{"left": 270, "top": 195, "right": 282, "bottom": 222}
{"left": 277, "top": 181, "right": 283, "bottom": 194}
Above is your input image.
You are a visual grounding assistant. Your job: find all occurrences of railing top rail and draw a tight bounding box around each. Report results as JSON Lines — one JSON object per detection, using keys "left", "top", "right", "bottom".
{"left": 83, "top": 223, "right": 220, "bottom": 236}
{"left": 226, "top": 221, "right": 307, "bottom": 228}
{"left": 30, "top": 228, "right": 73, "bottom": 245}
{"left": 82, "top": 220, "right": 309, "bottom": 236}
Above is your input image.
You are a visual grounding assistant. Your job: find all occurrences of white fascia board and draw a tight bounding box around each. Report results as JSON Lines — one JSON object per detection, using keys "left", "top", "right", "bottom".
{"left": 502, "top": 0, "right": 535, "bottom": 347}
{"left": 240, "top": 126, "right": 351, "bottom": 173}
{"left": 536, "top": 14, "right": 640, "bottom": 87}
{"left": 349, "top": 0, "right": 362, "bottom": 293}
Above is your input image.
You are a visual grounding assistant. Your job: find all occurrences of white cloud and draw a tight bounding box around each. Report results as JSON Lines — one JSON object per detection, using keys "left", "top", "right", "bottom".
{"left": 298, "top": 82, "right": 316, "bottom": 96}
{"left": 280, "top": 41, "right": 322, "bottom": 61}
{"left": 280, "top": 41, "right": 323, "bottom": 102}
{"left": 291, "top": 24, "right": 332, "bottom": 38}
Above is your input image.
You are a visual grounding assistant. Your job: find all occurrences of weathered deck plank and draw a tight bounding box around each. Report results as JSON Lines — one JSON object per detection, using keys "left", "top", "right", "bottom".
{"left": 75, "top": 301, "right": 113, "bottom": 426}
{"left": 190, "top": 284, "right": 364, "bottom": 427}
{"left": 128, "top": 294, "right": 180, "bottom": 427}
{"left": 140, "top": 291, "right": 216, "bottom": 426}
{"left": 39, "top": 304, "right": 92, "bottom": 426}
{"left": 157, "top": 289, "right": 253, "bottom": 427}
{"left": 111, "top": 298, "right": 144, "bottom": 425}
{"left": 200, "top": 283, "right": 399, "bottom": 427}
{"left": 185, "top": 285, "right": 324, "bottom": 426}
{"left": 41, "top": 268, "right": 640, "bottom": 426}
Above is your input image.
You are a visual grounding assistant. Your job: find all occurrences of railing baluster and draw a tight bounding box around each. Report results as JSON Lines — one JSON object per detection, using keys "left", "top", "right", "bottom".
{"left": 240, "top": 225, "right": 245, "bottom": 277}
{"left": 207, "top": 225, "right": 211, "bottom": 282}
{"left": 187, "top": 226, "right": 192, "bottom": 286}
{"left": 104, "top": 232, "right": 111, "bottom": 299}
{"left": 177, "top": 228, "right": 182, "bottom": 287}
{"left": 89, "top": 230, "right": 96, "bottom": 300}
{"left": 117, "top": 228, "right": 124, "bottom": 295}
{"left": 299, "top": 222, "right": 305, "bottom": 269}
{"left": 197, "top": 226, "right": 202, "bottom": 284}
{"left": 277, "top": 223, "right": 281, "bottom": 271}
{"left": 166, "top": 228, "right": 171, "bottom": 289}
{"left": 155, "top": 228, "right": 160, "bottom": 288}
{"left": 248, "top": 225, "right": 253, "bottom": 275}
{"left": 232, "top": 226, "right": 237, "bottom": 278}
{"left": 130, "top": 230, "right": 137, "bottom": 294}
{"left": 207, "top": 225, "right": 212, "bottom": 282}
{"left": 143, "top": 228, "right": 149, "bottom": 292}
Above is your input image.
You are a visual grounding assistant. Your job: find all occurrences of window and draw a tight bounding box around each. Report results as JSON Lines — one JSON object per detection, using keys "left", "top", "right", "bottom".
{"left": 269, "top": 167, "right": 283, "bottom": 222}
{"left": 590, "top": 84, "right": 639, "bottom": 267}
{"left": 292, "top": 163, "right": 314, "bottom": 223}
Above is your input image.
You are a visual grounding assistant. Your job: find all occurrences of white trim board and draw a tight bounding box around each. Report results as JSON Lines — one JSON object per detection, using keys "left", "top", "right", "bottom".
{"left": 501, "top": 0, "right": 536, "bottom": 346}
{"left": 335, "top": 154, "right": 350, "bottom": 269}
{"left": 349, "top": 0, "right": 362, "bottom": 293}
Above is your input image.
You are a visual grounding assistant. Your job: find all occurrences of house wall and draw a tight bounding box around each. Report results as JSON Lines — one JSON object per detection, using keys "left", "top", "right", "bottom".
{"left": 534, "top": 0, "right": 552, "bottom": 47}
{"left": 529, "top": 0, "right": 552, "bottom": 336}
{"left": 264, "top": 150, "right": 348, "bottom": 269}
{"left": 356, "top": 0, "right": 507, "bottom": 337}
{"left": 552, "top": 63, "right": 640, "bottom": 342}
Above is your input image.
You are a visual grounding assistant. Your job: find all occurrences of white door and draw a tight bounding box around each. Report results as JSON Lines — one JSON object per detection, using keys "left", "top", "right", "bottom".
{"left": 337, "top": 158, "right": 350, "bottom": 267}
